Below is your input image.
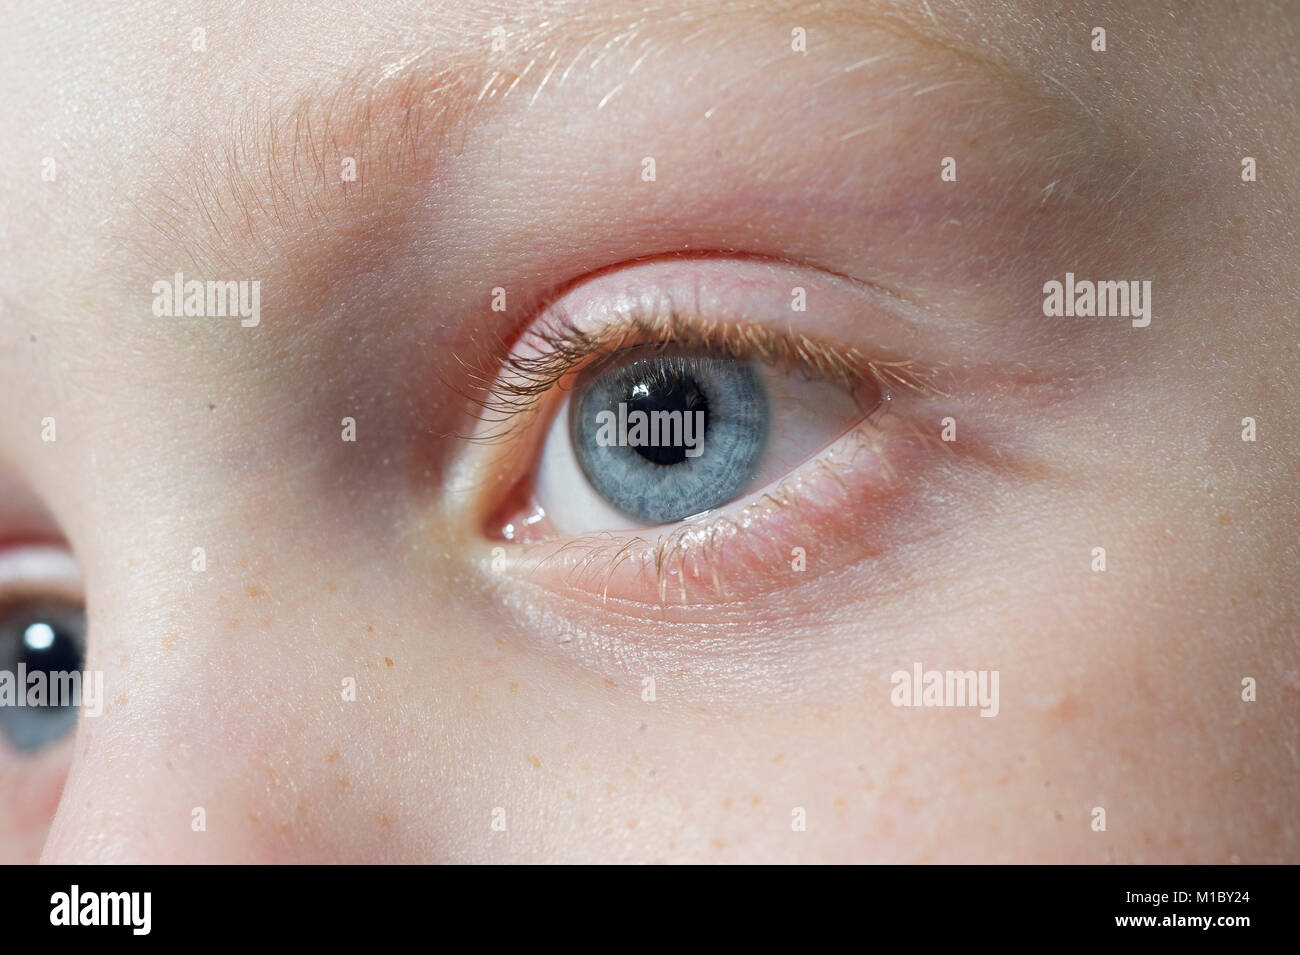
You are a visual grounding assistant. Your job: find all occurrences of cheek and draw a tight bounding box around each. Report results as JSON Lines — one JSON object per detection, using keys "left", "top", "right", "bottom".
{"left": 38, "top": 551, "right": 570, "bottom": 862}
{"left": 10, "top": 755, "right": 66, "bottom": 831}
{"left": 37, "top": 579, "right": 394, "bottom": 861}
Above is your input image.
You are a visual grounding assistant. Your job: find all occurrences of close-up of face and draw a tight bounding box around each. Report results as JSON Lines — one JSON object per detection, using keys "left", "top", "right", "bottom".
{"left": 0, "top": 0, "right": 1296, "bottom": 865}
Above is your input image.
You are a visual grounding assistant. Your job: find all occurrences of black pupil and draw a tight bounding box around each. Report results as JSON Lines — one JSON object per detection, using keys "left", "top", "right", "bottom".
{"left": 21, "top": 619, "right": 82, "bottom": 705}
{"left": 624, "top": 364, "right": 710, "bottom": 466}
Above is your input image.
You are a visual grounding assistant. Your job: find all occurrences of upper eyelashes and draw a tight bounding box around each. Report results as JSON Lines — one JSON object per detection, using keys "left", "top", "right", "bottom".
{"left": 469, "top": 300, "right": 943, "bottom": 438}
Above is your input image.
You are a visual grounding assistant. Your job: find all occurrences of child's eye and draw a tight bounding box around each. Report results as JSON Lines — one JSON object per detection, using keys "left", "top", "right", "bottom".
{"left": 536, "top": 345, "right": 878, "bottom": 534}
{"left": 468, "top": 256, "right": 946, "bottom": 605}
{"left": 0, "top": 599, "right": 85, "bottom": 752}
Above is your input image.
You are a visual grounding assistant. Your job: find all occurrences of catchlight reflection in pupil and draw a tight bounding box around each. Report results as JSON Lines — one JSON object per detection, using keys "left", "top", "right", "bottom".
{"left": 570, "top": 351, "right": 769, "bottom": 524}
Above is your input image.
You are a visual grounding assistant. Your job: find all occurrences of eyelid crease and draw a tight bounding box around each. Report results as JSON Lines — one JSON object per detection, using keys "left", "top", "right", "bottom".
{"left": 461, "top": 300, "right": 948, "bottom": 443}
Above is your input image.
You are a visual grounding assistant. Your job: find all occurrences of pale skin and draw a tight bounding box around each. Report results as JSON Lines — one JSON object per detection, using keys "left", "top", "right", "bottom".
{"left": 0, "top": 0, "right": 1296, "bottom": 863}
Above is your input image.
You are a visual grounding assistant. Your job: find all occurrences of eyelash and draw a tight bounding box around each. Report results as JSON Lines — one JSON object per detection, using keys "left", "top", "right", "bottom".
{"left": 469, "top": 300, "right": 948, "bottom": 603}
{"left": 468, "top": 301, "right": 944, "bottom": 438}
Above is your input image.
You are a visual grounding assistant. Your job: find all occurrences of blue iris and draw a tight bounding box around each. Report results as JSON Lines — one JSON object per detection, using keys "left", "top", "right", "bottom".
{"left": 0, "top": 602, "right": 85, "bottom": 751}
{"left": 570, "top": 351, "right": 769, "bottom": 524}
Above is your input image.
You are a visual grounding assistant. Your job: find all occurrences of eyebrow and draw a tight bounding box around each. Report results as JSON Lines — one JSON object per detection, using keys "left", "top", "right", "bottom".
{"left": 129, "top": 0, "right": 1025, "bottom": 278}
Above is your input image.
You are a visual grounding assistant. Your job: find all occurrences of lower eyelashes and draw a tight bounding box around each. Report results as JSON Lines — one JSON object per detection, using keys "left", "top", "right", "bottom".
{"left": 476, "top": 346, "right": 938, "bottom": 607}
{"left": 505, "top": 408, "right": 932, "bottom": 609}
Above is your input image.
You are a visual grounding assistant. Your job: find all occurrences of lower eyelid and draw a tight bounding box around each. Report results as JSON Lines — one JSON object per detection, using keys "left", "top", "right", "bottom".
{"left": 490, "top": 408, "right": 942, "bottom": 609}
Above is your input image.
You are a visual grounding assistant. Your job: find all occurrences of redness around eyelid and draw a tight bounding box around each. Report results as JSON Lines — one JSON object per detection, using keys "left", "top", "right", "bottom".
{"left": 489, "top": 410, "right": 939, "bottom": 609}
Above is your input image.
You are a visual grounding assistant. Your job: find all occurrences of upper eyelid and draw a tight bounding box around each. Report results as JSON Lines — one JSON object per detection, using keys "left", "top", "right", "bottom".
{"left": 0, "top": 546, "right": 83, "bottom": 605}
{"left": 123, "top": 19, "right": 1078, "bottom": 335}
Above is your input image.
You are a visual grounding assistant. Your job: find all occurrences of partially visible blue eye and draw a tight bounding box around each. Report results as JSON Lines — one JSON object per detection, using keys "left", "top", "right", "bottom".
{"left": 569, "top": 350, "right": 770, "bottom": 524}
{"left": 0, "top": 601, "right": 85, "bottom": 752}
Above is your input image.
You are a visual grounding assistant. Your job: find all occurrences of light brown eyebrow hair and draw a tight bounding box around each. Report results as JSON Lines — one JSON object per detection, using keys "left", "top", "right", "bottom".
{"left": 122, "top": 0, "right": 1027, "bottom": 280}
